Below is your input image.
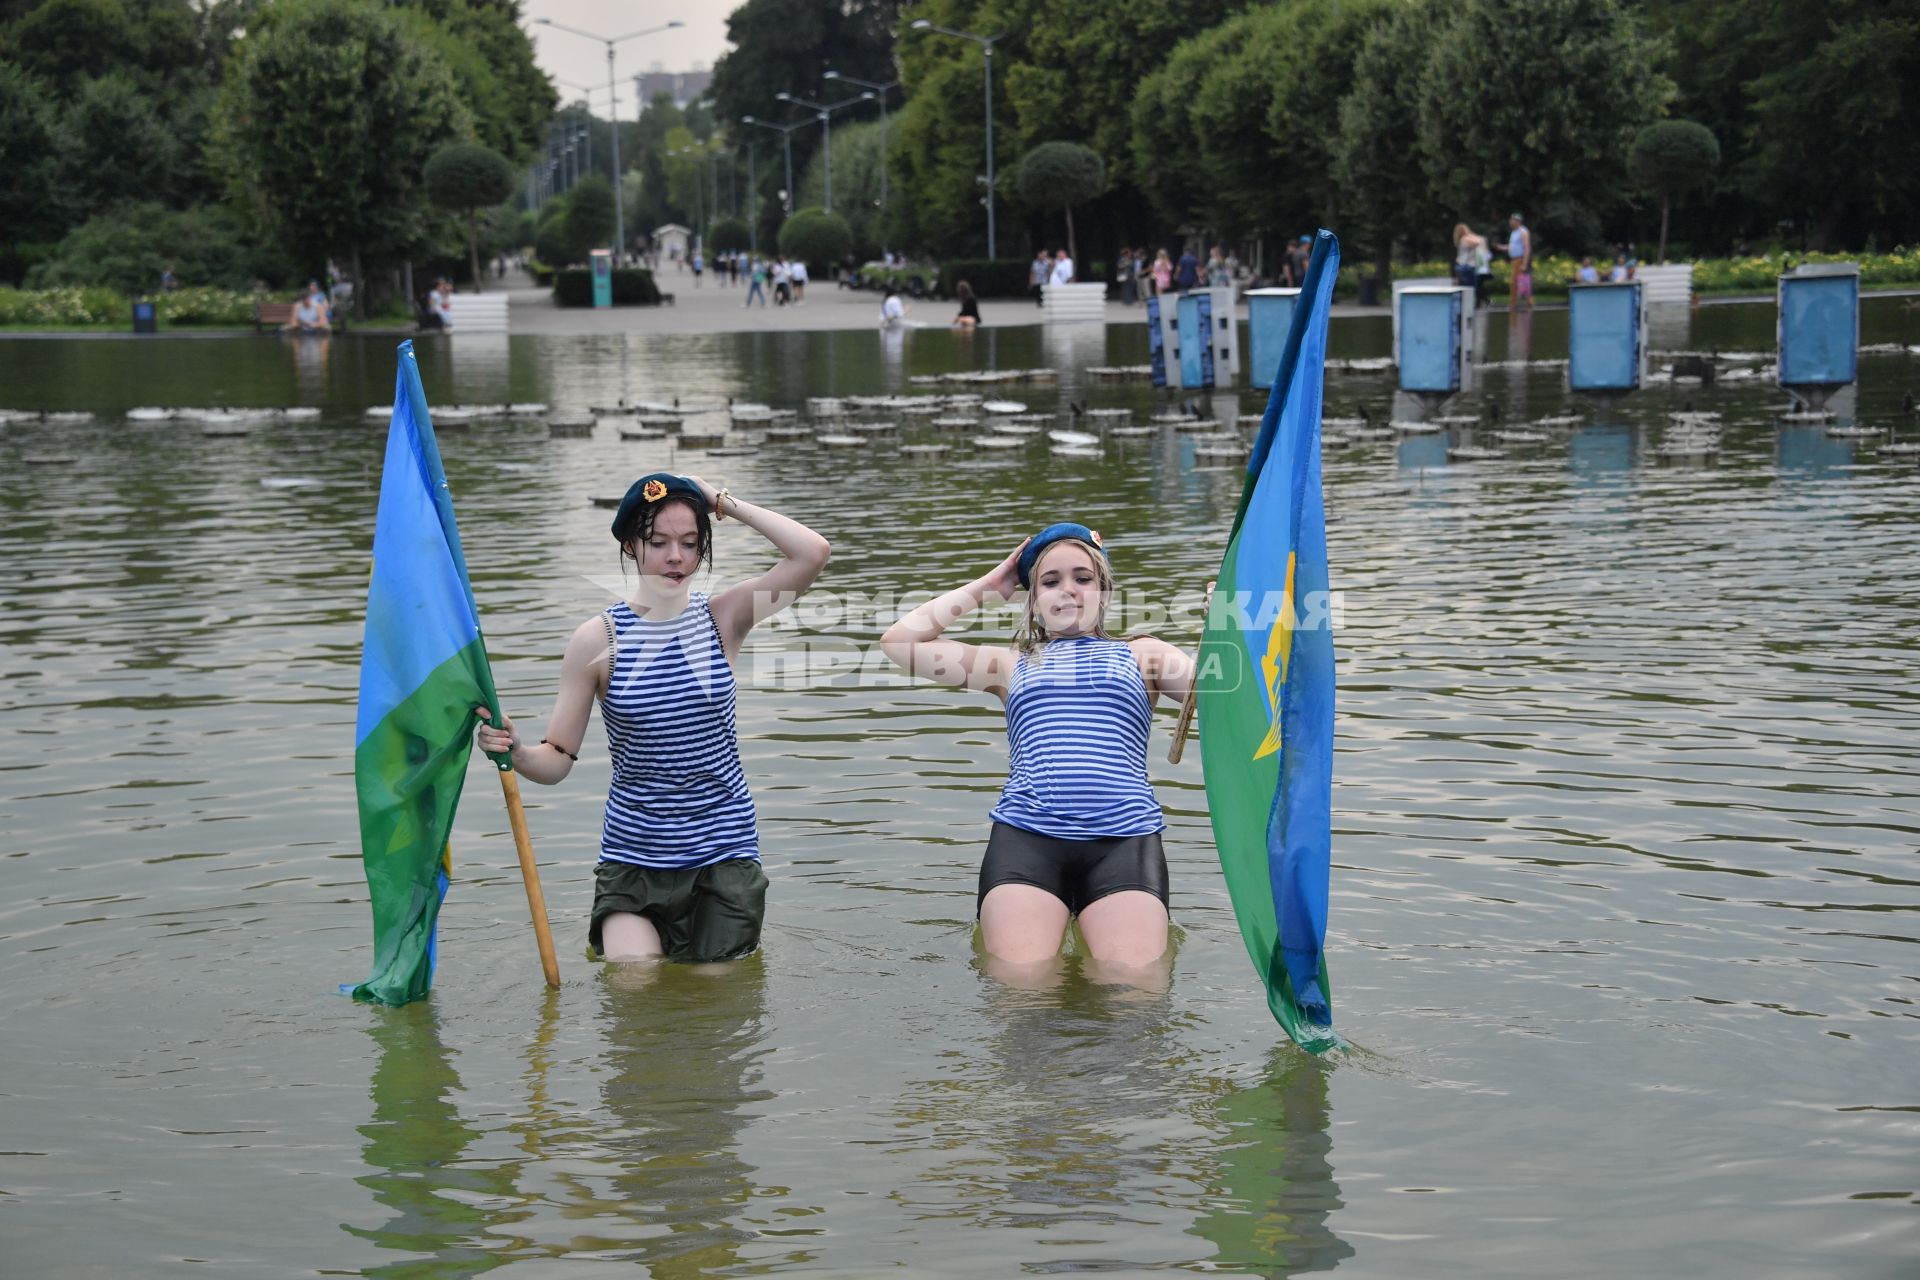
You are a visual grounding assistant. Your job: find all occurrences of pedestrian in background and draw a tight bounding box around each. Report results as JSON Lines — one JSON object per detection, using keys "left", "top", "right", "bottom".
{"left": 1151, "top": 248, "right": 1172, "bottom": 296}
{"left": 1505, "top": 212, "right": 1532, "bottom": 310}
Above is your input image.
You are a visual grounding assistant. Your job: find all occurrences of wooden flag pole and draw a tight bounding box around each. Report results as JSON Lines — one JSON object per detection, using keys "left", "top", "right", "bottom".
{"left": 1168, "top": 581, "right": 1214, "bottom": 764}
{"left": 497, "top": 768, "right": 560, "bottom": 988}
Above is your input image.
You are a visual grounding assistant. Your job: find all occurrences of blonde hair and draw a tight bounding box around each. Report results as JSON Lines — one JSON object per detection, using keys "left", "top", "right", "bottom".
{"left": 1452, "top": 222, "right": 1471, "bottom": 247}
{"left": 1014, "top": 541, "right": 1117, "bottom": 659}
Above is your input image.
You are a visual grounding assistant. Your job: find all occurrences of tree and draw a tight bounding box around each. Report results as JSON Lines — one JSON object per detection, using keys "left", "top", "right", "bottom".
{"left": 778, "top": 206, "right": 851, "bottom": 273}
{"left": 1630, "top": 120, "right": 1718, "bottom": 261}
{"left": 0, "top": 59, "right": 65, "bottom": 282}
{"left": 58, "top": 73, "right": 182, "bottom": 213}
{"left": 393, "top": 0, "right": 553, "bottom": 162}
{"left": 560, "top": 175, "right": 614, "bottom": 266}
{"left": 1416, "top": 0, "right": 1671, "bottom": 236}
{"left": 426, "top": 141, "right": 516, "bottom": 290}
{"left": 1002, "top": 0, "right": 1248, "bottom": 192}
{"left": 709, "top": 0, "right": 902, "bottom": 188}
{"left": 709, "top": 217, "right": 752, "bottom": 254}
{"left": 1016, "top": 141, "right": 1104, "bottom": 266}
{"left": 1740, "top": 7, "right": 1919, "bottom": 250}
{"left": 213, "top": 0, "right": 469, "bottom": 316}
{"left": 1335, "top": 0, "right": 1446, "bottom": 285}
{"left": 792, "top": 118, "right": 894, "bottom": 259}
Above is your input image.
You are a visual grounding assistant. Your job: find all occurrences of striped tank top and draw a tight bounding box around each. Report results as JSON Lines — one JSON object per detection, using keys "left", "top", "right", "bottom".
{"left": 598, "top": 593, "right": 758, "bottom": 869}
{"left": 988, "top": 636, "right": 1165, "bottom": 840}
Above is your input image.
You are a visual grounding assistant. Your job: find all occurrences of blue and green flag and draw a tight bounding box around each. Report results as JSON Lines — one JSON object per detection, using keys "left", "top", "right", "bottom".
{"left": 349, "top": 341, "right": 500, "bottom": 1006}
{"left": 1197, "top": 231, "right": 1341, "bottom": 1053}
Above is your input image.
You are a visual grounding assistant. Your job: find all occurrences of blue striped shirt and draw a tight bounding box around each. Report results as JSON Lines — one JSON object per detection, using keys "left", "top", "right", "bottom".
{"left": 989, "top": 636, "right": 1165, "bottom": 839}
{"left": 599, "top": 594, "right": 759, "bottom": 869}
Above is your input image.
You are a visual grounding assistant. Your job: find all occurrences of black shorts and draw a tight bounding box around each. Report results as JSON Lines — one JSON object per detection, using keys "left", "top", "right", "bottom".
{"left": 590, "top": 857, "right": 767, "bottom": 962}
{"left": 977, "top": 822, "right": 1169, "bottom": 916}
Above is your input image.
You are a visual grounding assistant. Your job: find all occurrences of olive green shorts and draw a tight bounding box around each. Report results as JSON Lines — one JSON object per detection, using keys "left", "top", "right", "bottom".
{"left": 590, "top": 857, "right": 768, "bottom": 962}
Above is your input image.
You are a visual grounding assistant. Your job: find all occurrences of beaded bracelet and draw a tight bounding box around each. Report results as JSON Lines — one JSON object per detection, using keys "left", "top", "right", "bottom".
{"left": 541, "top": 738, "right": 579, "bottom": 761}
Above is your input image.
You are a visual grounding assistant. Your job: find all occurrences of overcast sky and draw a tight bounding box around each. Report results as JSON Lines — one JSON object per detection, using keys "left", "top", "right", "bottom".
{"left": 520, "top": 0, "right": 734, "bottom": 117}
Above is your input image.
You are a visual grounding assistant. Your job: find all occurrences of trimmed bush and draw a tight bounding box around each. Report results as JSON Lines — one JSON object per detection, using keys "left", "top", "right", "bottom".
{"left": 778, "top": 208, "right": 852, "bottom": 275}
{"left": 937, "top": 258, "right": 1033, "bottom": 299}
{"left": 553, "top": 267, "right": 661, "bottom": 307}
{"left": 709, "top": 217, "right": 751, "bottom": 254}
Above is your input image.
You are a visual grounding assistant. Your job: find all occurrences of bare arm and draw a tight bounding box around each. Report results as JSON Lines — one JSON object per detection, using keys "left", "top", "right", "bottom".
{"left": 474, "top": 617, "right": 608, "bottom": 785}
{"left": 879, "top": 540, "right": 1027, "bottom": 699}
{"left": 1128, "top": 634, "right": 1198, "bottom": 706}
{"left": 692, "top": 477, "right": 832, "bottom": 657}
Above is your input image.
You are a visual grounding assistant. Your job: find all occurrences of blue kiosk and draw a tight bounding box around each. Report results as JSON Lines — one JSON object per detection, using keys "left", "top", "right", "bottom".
{"left": 1777, "top": 262, "right": 1859, "bottom": 413}
{"left": 1174, "top": 286, "right": 1240, "bottom": 390}
{"left": 1396, "top": 284, "right": 1474, "bottom": 413}
{"left": 1246, "top": 287, "right": 1301, "bottom": 391}
{"left": 1567, "top": 281, "right": 1647, "bottom": 396}
{"left": 590, "top": 248, "right": 613, "bottom": 309}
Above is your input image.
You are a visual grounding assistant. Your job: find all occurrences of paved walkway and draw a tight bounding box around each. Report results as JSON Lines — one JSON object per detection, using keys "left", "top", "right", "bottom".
{"left": 489, "top": 266, "right": 1400, "bottom": 336}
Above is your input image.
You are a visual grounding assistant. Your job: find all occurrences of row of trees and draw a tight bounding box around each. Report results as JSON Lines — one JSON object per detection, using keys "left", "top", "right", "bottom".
{"left": 0, "top": 0, "right": 553, "bottom": 308}
{"left": 692, "top": 0, "right": 1917, "bottom": 275}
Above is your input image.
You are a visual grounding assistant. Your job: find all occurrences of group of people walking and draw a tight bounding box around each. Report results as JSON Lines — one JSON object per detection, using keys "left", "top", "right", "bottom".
{"left": 474, "top": 477, "right": 1197, "bottom": 981}
{"left": 1453, "top": 212, "right": 1534, "bottom": 309}
{"left": 683, "top": 249, "right": 811, "bottom": 307}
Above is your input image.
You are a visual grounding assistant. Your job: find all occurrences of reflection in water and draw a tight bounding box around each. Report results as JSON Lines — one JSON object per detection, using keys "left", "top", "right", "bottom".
{"left": 1776, "top": 423, "right": 1856, "bottom": 475}
{"left": 1506, "top": 305, "right": 1534, "bottom": 365}
{"left": 1568, "top": 420, "right": 1636, "bottom": 480}
{"left": 347, "top": 1005, "right": 515, "bottom": 1278}
{"left": 290, "top": 332, "right": 330, "bottom": 399}
{"left": 1186, "top": 1048, "right": 1351, "bottom": 1275}
{"left": 593, "top": 959, "right": 772, "bottom": 1275}
{"left": 1396, "top": 433, "right": 1449, "bottom": 472}
{"left": 887, "top": 963, "right": 1347, "bottom": 1272}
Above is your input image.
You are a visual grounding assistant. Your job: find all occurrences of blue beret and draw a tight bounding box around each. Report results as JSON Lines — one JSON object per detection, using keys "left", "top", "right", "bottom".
{"left": 1017, "top": 522, "right": 1106, "bottom": 589}
{"left": 611, "top": 472, "right": 704, "bottom": 540}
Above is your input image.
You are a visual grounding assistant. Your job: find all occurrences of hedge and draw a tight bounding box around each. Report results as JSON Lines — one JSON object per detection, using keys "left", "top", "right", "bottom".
{"left": 553, "top": 267, "right": 661, "bottom": 307}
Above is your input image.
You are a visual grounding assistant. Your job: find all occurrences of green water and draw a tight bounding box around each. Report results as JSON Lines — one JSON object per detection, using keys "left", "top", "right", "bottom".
{"left": 2, "top": 301, "right": 1917, "bottom": 1277}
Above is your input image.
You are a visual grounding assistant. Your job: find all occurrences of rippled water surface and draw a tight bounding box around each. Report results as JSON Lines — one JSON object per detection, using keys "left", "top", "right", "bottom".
{"left": 3, "top": 303, "right": 1918, "bottom": 1278}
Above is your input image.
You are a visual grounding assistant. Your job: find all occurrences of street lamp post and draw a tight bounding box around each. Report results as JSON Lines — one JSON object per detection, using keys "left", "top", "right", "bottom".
{"left": 535, "top": 16, "right": 683, "bottom": 261}
{"left": 745, "top": 141, "right": 757, "bottom": 254}
{"left": 741, "top": 115, "right": 804, "bottom": 217}
{"left": 822, "top": 71, "right": 900, "bottom": 211}
{"left": 909, "top": 20, "right": 1000, "bottom": 258}
{"left": 773, "top": 89, "right": 874, "bottom": 214}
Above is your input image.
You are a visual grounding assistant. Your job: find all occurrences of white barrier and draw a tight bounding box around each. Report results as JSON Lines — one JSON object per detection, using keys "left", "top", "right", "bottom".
{"left": 1042, "top": 282, "right": 1107, "bottom": 322}
{"left": 446, "top": 292, "right": 510, "bottom": 334}
{"left": 1635, "top": 263, "right": 1692, "bottom": 305}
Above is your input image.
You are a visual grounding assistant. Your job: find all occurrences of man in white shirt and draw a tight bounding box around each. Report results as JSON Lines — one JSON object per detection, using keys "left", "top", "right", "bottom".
{"left": 1049, "top": 249, "right": 1074, "bottom": 285}
{"left": 790, "top": 258, "right": 809, "bottom": 304}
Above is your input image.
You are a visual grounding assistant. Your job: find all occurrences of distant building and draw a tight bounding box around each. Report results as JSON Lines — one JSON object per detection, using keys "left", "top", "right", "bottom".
{"left": 632, "top": 68, "right": 712, "bottom": 110}
{"left": 652, "top": 224, "right": 691, "bottom": 262}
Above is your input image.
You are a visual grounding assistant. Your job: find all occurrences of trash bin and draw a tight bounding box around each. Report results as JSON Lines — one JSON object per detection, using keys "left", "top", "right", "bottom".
{"left": 1357, "top": 275, "right": 1379, "bottom": 308}
{"left": 131, "top": 300, "right": 158, "bottom": 334}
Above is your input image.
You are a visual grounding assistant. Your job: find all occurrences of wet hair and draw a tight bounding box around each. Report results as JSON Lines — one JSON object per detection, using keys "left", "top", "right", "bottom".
{"left": 956, "top": 280, "right": 975, "bottom": 302}
{"left": 616, "top": 493, "right": 712, "bottom": 578}
{"left": 1014, "top": 541, "right": 1117, "bottom": 658}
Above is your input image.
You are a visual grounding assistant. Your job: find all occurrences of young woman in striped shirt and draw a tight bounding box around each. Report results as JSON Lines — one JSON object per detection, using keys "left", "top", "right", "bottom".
{"left": 475, "top": 472, "right": 830, "bottom": 964}
{"left": 880, "top": 524, "right": 1197, "bottom": 978}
